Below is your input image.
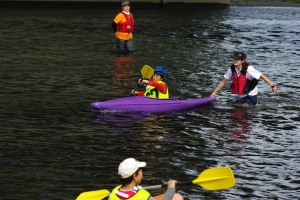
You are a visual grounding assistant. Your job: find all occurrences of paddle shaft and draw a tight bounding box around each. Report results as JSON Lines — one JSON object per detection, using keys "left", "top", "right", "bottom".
{"left": 132, "top": 78, "right": 143, "bottom": 93}
{"left": 144, "top": 181, "right": 192, "bottom": 191}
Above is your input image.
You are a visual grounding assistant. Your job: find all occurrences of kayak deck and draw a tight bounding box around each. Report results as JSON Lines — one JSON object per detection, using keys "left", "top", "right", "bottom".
{"left": 91, "top": 96, "right": 216, "bottom": 112}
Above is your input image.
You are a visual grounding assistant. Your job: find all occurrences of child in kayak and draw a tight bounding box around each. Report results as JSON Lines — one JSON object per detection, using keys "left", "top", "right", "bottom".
{"left": 131, "top": 66, "right": 169, "bottom": 98}
{"left": 108, "top": 158, "right": 184, "bottom": 200}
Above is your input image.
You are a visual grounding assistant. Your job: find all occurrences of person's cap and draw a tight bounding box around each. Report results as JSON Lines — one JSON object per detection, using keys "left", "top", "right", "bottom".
{"left": 232, "top": 51, "right": 247, "bottom": 60}
{"left": 121, "top": 1, "right": 130, "bottom": 6}
{"left": 118, "top": 158, "right": 146, "bottom": 179}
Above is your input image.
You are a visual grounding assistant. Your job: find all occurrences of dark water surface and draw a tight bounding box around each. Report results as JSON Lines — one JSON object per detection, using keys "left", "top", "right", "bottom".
{"left": 1, "top": 6, "right": 300, "bottom": 200}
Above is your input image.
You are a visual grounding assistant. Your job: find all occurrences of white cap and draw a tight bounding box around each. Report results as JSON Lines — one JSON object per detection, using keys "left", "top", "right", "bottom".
{"left": 118, "top": 158, "right": 146, "bottom": 179}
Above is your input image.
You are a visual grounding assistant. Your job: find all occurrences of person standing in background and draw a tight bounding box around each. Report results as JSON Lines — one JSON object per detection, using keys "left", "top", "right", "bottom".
{"left": 112, "top": 1, "right": 134, "bottom": 55}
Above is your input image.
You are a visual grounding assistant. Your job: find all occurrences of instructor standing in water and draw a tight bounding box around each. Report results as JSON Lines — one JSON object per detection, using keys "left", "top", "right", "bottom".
{"left": 112, "top": 1, "right": 134, "bottom": 55}
{"left": 210, "top": 51, "right": 277, "bottom": 107}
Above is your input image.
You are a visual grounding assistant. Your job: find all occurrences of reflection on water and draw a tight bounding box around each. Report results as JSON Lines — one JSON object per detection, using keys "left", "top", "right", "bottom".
{"left": 225, "top": 108, "right": 251, "bottom": 152}
{"left": 1, "top": 6, "right": 300, "bottom": 200}
{"left": 107, "top": 55, "right": 138, "bottom": 97}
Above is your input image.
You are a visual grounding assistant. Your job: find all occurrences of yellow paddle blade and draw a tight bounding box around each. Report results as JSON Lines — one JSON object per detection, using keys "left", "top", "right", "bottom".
{"left": 141, "top": 65, "right": 154, "bottom": 79}
{"left": 76, "top": 189, "right": 110, "bottom": 200}
{"left": 192, "top": 167, "right": 235, "bottom": 190}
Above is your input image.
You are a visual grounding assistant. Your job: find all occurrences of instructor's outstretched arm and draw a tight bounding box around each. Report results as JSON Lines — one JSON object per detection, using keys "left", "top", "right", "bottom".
{"left": 260, "top": 73, "right": 278, "bottom": 93}
{"left": 210, "top": 78, "right": 228, "bottom": 97}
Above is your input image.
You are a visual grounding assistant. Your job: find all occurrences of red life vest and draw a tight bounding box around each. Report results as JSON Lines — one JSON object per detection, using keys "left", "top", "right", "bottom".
{"left": 231, "top": 68, "right": 247, "bottom": 94}
{"left": 231, "top": 63, "right": 259, "bottom": 94}
{"left": 117, "top": 12, "right": 134, "bottom": 32}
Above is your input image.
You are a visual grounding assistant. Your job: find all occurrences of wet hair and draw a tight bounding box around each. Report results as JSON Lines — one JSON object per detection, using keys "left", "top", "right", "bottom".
{"left": 120, "top": 168, "right": 141, "bottom": 185}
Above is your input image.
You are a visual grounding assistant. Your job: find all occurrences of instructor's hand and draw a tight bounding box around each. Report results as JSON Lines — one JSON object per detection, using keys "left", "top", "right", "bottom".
{"left": 210, "top": 91, "right": 217, "bottom": 97}
{"left": 271, "top": 85, "right": 278, "bottom": 93}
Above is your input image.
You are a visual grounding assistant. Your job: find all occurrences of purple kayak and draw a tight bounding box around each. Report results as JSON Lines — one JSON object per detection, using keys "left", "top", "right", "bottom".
{"left": 91, "top": 96, "right": 216, "bottom": 112}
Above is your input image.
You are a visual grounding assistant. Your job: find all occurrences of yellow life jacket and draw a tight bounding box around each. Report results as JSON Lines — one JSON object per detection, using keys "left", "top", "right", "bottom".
{"left": 143, "top": 80, "right": 169, "bottom": 99}
{"left": 109, "top": 185, "right": 150, "bottom": 200}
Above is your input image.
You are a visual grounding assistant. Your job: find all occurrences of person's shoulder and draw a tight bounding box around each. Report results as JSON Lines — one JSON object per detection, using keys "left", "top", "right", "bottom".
{"left": 247, "top": 64, "right": 254, "bottom": 69}
{"left": 246, "top": 64, "right": 261, "bottom": 78}
{"left": 227, "top": 66, "right": 234, "bottom": 73}
{"left": 115, "top": 12, "right": 124, "bottom": 17}
{"left": 114, "top": 12, "right": 125, "bottom": 22}
{"left": 247, "top": 64, "right": 258, "bottom": 71}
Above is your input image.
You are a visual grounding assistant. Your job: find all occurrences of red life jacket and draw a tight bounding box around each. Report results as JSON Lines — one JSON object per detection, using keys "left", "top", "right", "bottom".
{"left": 117, "top": 12, "right": 134, "bottom": 32}
{"left": 231, "top": 64, "right": 259, "bottom": 94}
{"left": 231, "top": 65, "right": 247, "bottom": 94}
{"left": 232, "top": 72, "right": 247, "bottom": 94}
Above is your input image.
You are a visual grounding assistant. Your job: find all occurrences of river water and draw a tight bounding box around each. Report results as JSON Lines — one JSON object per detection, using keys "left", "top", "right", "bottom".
{"left": 1, "top": 5, "right": 299, "bottom": 200}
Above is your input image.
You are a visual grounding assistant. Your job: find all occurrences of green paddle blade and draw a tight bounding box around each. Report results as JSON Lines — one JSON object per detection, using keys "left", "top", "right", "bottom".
{"left": 141, "top": 65, "right": 154, "bottom": 79}
{"left": 76, "top": 189, "right": 110, "bottom": 200}
{"left": 192, "top": 167, "right": 235, "bottom": 190}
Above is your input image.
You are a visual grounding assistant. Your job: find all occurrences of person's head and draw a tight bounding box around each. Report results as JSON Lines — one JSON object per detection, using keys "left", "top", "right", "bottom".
{"left": 153, "top": 66, "right": 167, "bottom": 81}
{"left": 232, "top": 51, "right": 246, "bottom": 60}
{"left": 121, "top": 1, "right": 130, "bottom": 11}
{"left": 232, "top": 51, "right": 247, "bottom": 66}
{"left": 232, "top": 51, "right": 249, "bottom": 73}
{"left": 118, "top": 158, "right": 146, "bottom": 185}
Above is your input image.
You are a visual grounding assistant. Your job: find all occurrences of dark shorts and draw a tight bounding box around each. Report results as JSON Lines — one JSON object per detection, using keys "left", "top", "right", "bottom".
{"left": 234, "top": 95, "right": 258, "bottom": 106}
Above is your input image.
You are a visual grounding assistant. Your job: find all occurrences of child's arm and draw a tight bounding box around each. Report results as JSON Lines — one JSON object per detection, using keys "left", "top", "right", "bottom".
{"left": 148, "top": 81, "right": 167, "bottom": 94}
{"left": 137, "top": 91, "right": 145, "bottom": 96}
{"left": 131, "top": 90, "right": 145, "bottom": 96}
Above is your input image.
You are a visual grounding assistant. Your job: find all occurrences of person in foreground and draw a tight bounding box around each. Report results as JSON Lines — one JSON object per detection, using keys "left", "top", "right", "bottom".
{"left": 108, "top": 158, "right": 184, "bottom": 200}
{"left": 112, "top": 1, "right": 134, "bottom": 54}
{"left": 210, "top": 51, "right": 277, "bottom": 107}
{"left": 131, "top": 66, "right": 169, "bottom": 98}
